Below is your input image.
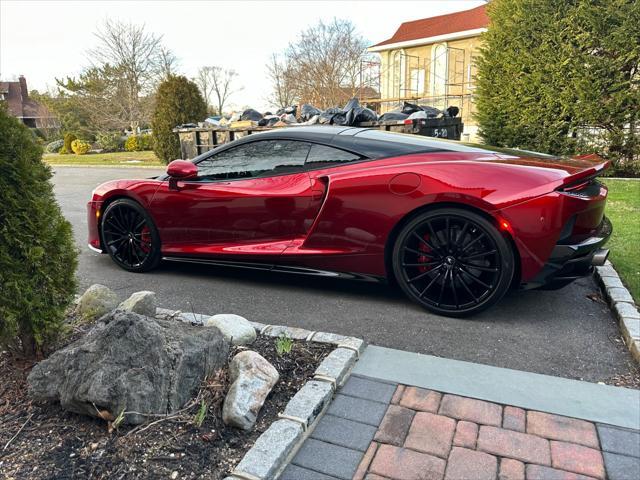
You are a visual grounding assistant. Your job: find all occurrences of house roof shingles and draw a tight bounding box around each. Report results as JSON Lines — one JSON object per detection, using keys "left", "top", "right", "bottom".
{"left": 372, "top": 4, "right": 489, "bottom": 48}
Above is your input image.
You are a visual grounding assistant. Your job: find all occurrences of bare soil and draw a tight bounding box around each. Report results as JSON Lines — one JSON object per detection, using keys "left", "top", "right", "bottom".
{"left": 0, "top": 334, "right": 331, "bottom": 479}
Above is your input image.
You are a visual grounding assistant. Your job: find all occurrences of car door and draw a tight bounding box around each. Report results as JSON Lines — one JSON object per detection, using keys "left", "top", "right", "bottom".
{"left": 150, "top": 139, "right": 316, "bottom": 256}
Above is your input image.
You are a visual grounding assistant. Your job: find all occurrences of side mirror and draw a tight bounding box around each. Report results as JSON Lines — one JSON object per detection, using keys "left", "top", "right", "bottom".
{"left": 167, "top": 160, "right": 198, "bottom": 179}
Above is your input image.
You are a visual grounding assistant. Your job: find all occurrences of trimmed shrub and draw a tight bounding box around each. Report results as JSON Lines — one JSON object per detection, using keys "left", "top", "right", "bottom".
{"left": 124, "top": 133, "right": 153, "bottom": 152}
{"left": 152, "top": 75, "right": 207, "bottom": 164}
{"left": 60, "top": 132, "right": 77, "bottom": 155}
{"left": 71, "top": 139, "right": 91, "bottom": 155}
{"left": 96, "top": 132, "right": 124, "bottom": 152}
{"left": 45, "top": 139, "right": 64, "bottom": 153}
{"left": 0, "top": 106, "right": 78, "bottom": 357}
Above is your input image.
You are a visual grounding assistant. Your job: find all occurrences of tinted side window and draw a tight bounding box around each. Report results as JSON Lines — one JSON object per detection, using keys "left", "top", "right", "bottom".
{"left": 196, "top": 140, "right": 310, "bottom": 181}
{"left": 305, "top": 144, "right": 361, "bottom": 169}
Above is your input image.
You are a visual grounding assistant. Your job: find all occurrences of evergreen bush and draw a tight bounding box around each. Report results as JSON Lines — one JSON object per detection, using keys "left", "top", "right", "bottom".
{"left": 71, "top": 139, "right": 91, "bottom": 155}
{"left": 60, "top": 132, "right": 77, "bottom": 155}
{"left": 124, "top": 133, "right": 153, "bottom": 152}
{"left": 96, "top": 132, "right": 124, "bottom": 152}
{"left": 152, "top": 75, "right": 207, "bottom": 164}
{"left": 476, "top": 0, "right": 639, "bottom": 170}
{"left": 0, "top": 106, "right": 78, "bottom": 357}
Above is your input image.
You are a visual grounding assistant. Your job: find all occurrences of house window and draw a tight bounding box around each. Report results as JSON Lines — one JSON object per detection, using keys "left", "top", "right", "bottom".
{"left": 430, "top": 43, "right": 448, "bottom": 97}
{"left": 391, "top": 49, "right": 406, "bottom": 99}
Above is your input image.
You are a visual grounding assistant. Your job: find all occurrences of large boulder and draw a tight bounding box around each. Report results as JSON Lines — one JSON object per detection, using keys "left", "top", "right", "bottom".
{"left": 204, "top": 314, "right": 256, "bottom": 345}
{"left": 223, "top": 351, "right": 279, "bottom": 430}
{"left": 118, "top": 291, "right": 157, "bottom": 317}
{"left": 77, "top": 284, "right": 118, "bottom": 321}
{"left": 28, "top": 311, "right": 229, "bottom": 424}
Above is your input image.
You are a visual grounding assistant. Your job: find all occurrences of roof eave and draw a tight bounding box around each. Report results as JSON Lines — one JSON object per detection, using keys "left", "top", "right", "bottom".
{"left": 368, "top": 28, "right": 487, "bottom": 53}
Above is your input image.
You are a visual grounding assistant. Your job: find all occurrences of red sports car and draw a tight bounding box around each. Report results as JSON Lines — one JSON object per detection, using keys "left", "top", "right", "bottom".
{"left": 87, "top": 127, "right": 611, "bottom": 316}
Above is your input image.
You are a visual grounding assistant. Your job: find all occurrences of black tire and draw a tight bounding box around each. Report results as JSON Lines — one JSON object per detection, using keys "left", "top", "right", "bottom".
{"left": 392, "top": 208, "right": 514, "bottom": 317}
{"left": 100, "top": 198, "right": 161, "bottom": 272}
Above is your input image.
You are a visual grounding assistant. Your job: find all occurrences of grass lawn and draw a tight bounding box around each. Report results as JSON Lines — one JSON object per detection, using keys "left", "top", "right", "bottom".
{"left": 43, "top": 150, "right": 163, "bottom": 167}
{"left": 603, "top": 178, "right": 640, "bottom": 302}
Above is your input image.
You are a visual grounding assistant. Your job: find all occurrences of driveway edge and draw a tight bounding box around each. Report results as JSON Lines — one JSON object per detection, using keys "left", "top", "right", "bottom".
{"left": 594, "top": 261, "right": 640, "bottom": 363}
{"left": 155, "top": 311, "right": 363, "bottom": 480}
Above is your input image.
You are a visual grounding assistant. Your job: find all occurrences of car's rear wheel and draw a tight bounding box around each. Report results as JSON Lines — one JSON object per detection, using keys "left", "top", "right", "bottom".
{"left": 100, "top": 198, "right": 161, "bottom": 272}
{"left": 392, "top": 208, "right": 514, "bottom": 317}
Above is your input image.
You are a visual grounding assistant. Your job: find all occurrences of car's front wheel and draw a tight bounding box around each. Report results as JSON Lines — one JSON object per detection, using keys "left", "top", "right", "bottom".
{"left": 100, "top": 198, "right": 161, "bottom": 272}
{"left": 392, "top": 208, "right": 514, "bottom": 317}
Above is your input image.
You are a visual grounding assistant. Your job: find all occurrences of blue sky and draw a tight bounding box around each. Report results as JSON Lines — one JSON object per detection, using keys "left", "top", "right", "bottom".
{"left": 1, "top": 0, "right": 484, "bottom": 110}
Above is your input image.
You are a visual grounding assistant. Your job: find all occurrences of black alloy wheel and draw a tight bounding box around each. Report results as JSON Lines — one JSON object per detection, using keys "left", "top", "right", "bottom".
{"left": 100, "top": 198, "right": 161, "bottom": 272}
{"left": 393, "top": 208, "right": 514, "bottom": 316}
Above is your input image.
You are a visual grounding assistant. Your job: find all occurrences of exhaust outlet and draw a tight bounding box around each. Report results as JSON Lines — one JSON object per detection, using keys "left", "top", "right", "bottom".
{"left": 592, "top": 249, "right": 609, "bottom": 266}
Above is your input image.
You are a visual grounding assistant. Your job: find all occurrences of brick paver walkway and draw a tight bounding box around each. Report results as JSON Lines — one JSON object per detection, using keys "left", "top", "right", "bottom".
{"left": 281, "top": 376, "right": 640, "bottom": 480}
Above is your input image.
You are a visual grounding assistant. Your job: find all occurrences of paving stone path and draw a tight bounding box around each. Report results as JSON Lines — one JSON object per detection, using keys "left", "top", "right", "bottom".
{"left": 281, "top": 376, "right": 640, "bottom": 480}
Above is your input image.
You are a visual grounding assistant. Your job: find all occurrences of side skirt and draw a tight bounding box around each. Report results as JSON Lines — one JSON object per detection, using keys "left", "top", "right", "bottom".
{"left": 161, "top": 256, "right": 384, "bottom": 282}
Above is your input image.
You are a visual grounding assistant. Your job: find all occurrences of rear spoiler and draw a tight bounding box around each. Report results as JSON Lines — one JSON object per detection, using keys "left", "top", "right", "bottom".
{"left": 558, "top": 154, "right": 610, "bottom": 191}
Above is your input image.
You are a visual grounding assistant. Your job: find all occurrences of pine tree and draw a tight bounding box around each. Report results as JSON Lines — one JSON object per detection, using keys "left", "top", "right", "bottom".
{"left": 0, "top": 106, "right": 78, "bottom": 357}
{"left": 152, "top": 75, "right": 207, "bottom": 164}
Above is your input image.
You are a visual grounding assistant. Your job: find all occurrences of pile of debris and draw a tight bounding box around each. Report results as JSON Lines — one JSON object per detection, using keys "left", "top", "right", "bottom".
{"left": 189, "top": 98, "right": 459, "bottom": 130}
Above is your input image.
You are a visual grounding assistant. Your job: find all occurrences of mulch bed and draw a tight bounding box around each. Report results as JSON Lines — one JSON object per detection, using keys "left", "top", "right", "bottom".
{"left": 0, "top": 334, "right": 332, "bottom": 479}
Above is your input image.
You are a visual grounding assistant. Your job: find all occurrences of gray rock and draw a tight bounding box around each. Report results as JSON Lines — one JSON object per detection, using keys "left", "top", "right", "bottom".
{"left": 204, "top": 314, "right": 256, "bottom": 345}
{"left": 77, "top": 284, "right": 118, "bottom": 321}
{"left": 28, "top": 311, "right": 229, "bottom": 424}
{"left": 223, "top": 351, "right": 279, "bottom": 430}
{"left": 117, "top": 291, "right": 157, "bottom": 317}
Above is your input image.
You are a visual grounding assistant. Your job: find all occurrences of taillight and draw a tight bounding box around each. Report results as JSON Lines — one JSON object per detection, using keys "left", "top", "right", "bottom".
{"left": 557, "top": 178, "right": 603, "bottom": 198}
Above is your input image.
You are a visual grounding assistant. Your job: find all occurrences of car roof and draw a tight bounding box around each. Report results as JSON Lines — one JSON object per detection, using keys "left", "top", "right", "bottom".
{"left": 193, "top": 126, "right": 519, "bottom": 163}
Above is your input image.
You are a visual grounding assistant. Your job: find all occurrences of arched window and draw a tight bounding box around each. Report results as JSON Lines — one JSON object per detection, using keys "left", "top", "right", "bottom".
{"left": 391, "top": 49, "right": 406, "bottom": 98}
{"left": 430, "top": 43, "right": 448, "bottom": 97}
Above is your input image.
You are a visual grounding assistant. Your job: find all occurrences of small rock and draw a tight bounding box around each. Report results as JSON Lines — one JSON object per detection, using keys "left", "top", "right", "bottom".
{"left": 77, "top": 284, "right": 118, "bottom": 321}
{"left": 204, "top": 314, "right": 256, "bottom": 345}
{"left": 170, "top": 471, "right": 178, "bottom": 479}
{"left": 117, "top": 291, "right": 157, "bottom": 317}
{"left": 222, "top": 351, "right": 279, "bottom": 430}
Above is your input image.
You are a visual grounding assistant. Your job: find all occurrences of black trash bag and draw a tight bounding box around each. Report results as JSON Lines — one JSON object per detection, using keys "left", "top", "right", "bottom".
{"left": 401, "top": 102, "right": 422, "bottom": 115}
{"left": 378, "top": 112, "right": 409, "bottom": 122}
{"left": 354, "top": 107, "right": 377, "bottom": 123}
{"left": 331, "top": 112, "right": 348, "bottom": 126}
{"left": 266, "top": 117, "right": 280, "bottom": 126}
{"left": 401, "top": 101, "right": 442, "bottom": 118}
{"left": 258, "top": 118, "right": 269, "bottom": 126}
{"left": 276, "top": 105, "right": 297, "bottom": 116}
{"left": 342, "top": 97, "right": 360, "bottom": 112}
{"left": 241, "top": 109, "right": 263, "bottom": 122}
{"left": 341, "top": 97, "right": 378, "bottom": 126}
{"left": 445, "top": 106, "right": 460, "bottom": 118}
{"left": 345, "top": 106, "right": 378, "bottom": 125}
{"left": 319, "top": 107, "right": 342, "bottom": 125}
{"left": 421, "top": 106, "right": 442, "bottom": 118}
{"left": 300, "top": 103, "right": 322, "bottom": 122}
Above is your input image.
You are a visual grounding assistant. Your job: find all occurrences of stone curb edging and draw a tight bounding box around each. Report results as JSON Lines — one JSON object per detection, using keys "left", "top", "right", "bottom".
{"left": 154, "top": 309, "right": 365, "bottom": 480}
{"left": 594, "top": 260, "right": 640, "bottom": 362}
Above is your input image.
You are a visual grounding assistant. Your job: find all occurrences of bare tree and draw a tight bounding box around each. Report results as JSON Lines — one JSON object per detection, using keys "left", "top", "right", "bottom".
{"left": 195, "top": 66, "right": 240, "bottom": 115}
{"left": 157, "top": 47, "right": 179, "bottom": 79}
{"left": 266, "top": 53, "right": 299, "bottom": 109}
{"left": 279, "top": 19, "right": 368, "bottom": 108}
{"left": 85, "top": 19, "right": 171, "bottom": 130}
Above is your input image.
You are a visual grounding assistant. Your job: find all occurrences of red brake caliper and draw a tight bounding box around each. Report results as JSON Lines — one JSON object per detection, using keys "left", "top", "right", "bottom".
{"left": 417, "top": 234, "right": 433, "bottom": 273}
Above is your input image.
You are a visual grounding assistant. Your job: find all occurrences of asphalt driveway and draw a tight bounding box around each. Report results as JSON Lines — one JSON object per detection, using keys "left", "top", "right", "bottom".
{"left": 52, "top": 166, "right": 636, "bottom": 383}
